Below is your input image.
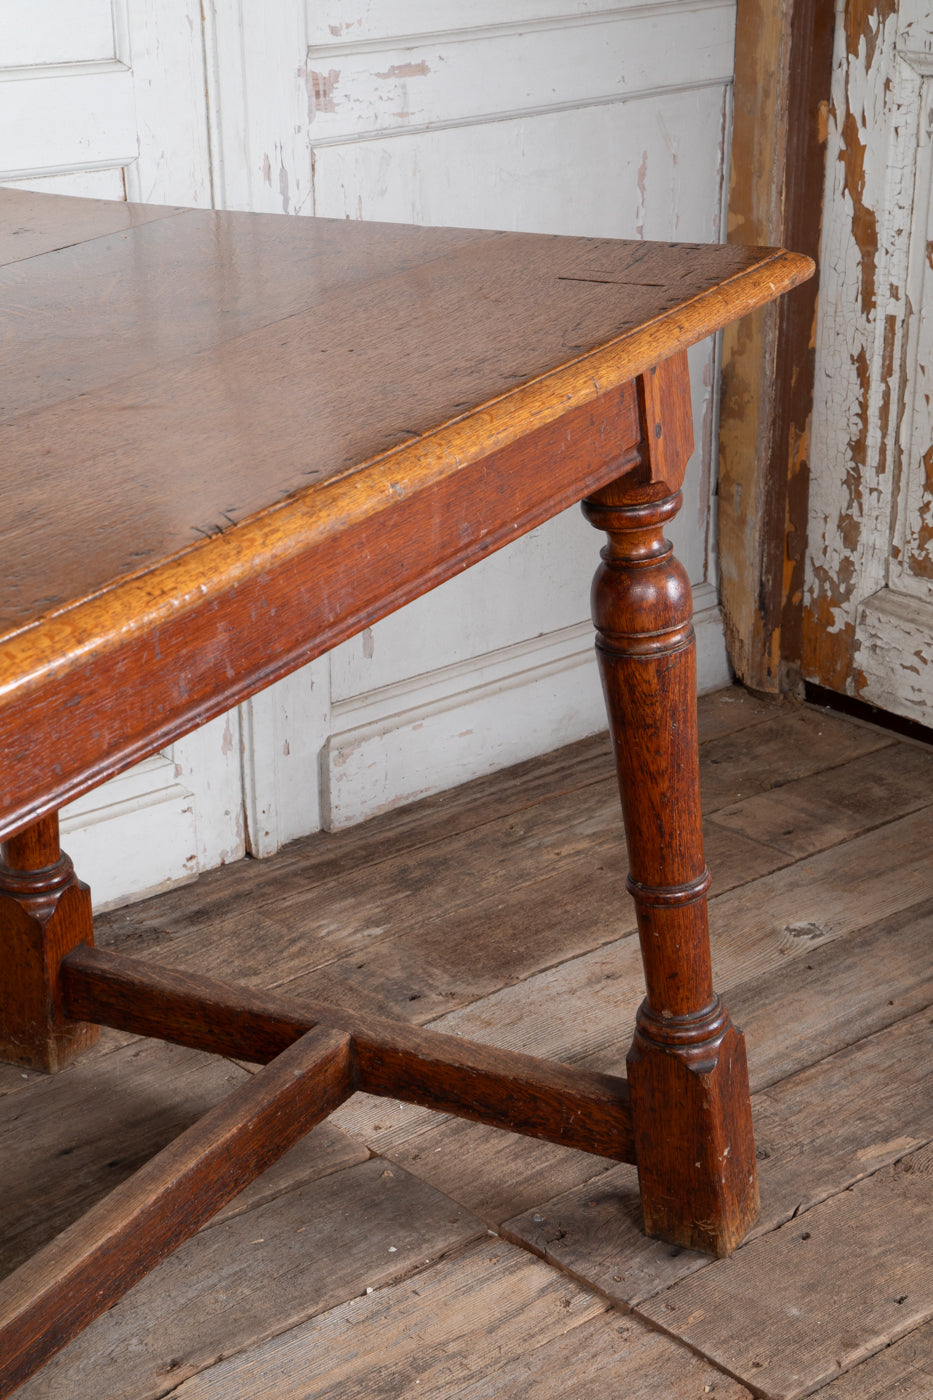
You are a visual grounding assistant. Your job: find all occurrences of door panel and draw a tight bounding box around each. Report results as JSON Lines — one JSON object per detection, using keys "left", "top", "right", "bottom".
{"left": 804, "top": 2, "right": 933, "bottom": 722}
{"left": 302, "top": 8, "right": 734, "bottom": 142}
{"left": 0, "top": 0, "right": 134, "bottom": 185}
{"left": 304, "top": 2, "right": 735, "bottom": 824}
{"left": 3, "top": 0, "right": 116, "bottom": 65}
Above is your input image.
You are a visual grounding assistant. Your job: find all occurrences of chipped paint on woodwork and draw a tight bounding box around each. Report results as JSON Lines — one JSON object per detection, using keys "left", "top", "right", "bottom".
{"left": 803, "top": 0, "right": 910, "bottom": 696}
{"left": 783, "top": 415, "right": 812, "bottom": 613}
{"left": 889, "top": 289, "right": 914, "bottom": 564}
{"left": 845, "top": 345, "right": 870, "bottom": 521}
{"left": 844, "top": 0, "right": 897, "bottom": 67}
{"left": 310, "top": 68, "right": 340, "bottom": 116}
{"left": 839, "top": 110, "right": 878, "bottom": 317}
{"left": 375, "top": 61, "right": 430, "bottom": 81}
{"left": 913, "top": 443, "right": 933, "bottom": 572}
{"left": 875, "top": 310, "right": 898, "bottom": 477}
{"left": 806, "top": 592, "right": 859, "bottom": 693}
{"left": 635, "top": 150, "right": 648, "bottom": 240}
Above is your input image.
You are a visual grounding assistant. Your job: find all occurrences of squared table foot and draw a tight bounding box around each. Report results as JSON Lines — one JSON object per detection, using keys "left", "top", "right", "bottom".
{"left": 628, "top": 998, "right": 759, "bottom": 1257}
{"left": 0, "top": 816, "right": 98, "bottom": 1072}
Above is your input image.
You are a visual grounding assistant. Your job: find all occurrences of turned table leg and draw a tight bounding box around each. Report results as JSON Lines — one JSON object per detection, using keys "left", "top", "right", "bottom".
{"left": 0, "top": 813, "right": 98, "bottom": 1071}
{"left": 582, "top": 353, "right": 759, "bottom": 1256}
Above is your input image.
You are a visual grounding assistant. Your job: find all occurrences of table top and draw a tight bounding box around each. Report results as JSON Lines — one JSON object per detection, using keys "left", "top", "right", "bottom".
{"left": 0, "top": 189, "right": 811, "bottom": 838}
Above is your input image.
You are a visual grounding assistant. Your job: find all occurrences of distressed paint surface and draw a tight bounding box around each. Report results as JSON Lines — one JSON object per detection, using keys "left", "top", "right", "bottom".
{"left": 897, "top": 102, "right": 933, "bottom": 587}
{"left": 804, "top": 0, "right": 933, "bottom": 721}
{"left": 309, "top": 0, "right": 689, "bottom": 44}
{"left": 302, "top": 9, "right": 734, "bottom": 143}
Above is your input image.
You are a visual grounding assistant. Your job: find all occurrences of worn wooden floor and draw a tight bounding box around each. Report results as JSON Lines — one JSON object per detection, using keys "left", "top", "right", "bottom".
{"left": 2, "top": 686, "right": 933, "bottom": 1399}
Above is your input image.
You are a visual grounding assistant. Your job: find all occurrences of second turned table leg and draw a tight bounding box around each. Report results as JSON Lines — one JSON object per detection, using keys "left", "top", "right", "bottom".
{"left": 582, "top": 355, "right": 759, "bottom": 1257}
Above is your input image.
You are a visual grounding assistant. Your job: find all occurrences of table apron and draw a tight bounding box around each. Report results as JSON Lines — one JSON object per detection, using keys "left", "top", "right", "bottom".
{"left": 0, "top": 381, "right": 640, "bottom": 841}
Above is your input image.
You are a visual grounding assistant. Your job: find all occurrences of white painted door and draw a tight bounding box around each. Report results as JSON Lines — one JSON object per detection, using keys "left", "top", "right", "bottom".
{"left": 3, "top": 0, "right": 737, "bottom": 904}
{"left": 804, "top": 0, "right": 933, "bottom": 724}
{"left": 206, "top": 0, "right": 737, "bottom": 834}
{"left": 311, "top": 1, "right": 736, "bottom": 827}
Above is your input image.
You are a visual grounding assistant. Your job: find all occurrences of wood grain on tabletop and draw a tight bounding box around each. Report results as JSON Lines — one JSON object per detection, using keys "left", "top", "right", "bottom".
{"left": 0, "top": 187, "right": 811, "bottom": 839}
{"left": 0, "top": 188, "right": 182, "bottom": 268}
{"left": 0, "top": 194, "right": 810, "bottom": 635}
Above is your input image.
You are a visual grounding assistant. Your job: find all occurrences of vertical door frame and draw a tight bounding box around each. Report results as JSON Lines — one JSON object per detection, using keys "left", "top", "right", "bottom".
{"left": 717, "top": 0, "right": 835, "bottom": 693}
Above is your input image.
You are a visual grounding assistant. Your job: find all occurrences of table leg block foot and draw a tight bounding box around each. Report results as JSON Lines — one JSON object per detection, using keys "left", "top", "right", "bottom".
{"left": 0, "top": 816, "right": 98, "bottom": 1072}
{"left": 627, "top": 1002, "right": 759, "bottom": 1257}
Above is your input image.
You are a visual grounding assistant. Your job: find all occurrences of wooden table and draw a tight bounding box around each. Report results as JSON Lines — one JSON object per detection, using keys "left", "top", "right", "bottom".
{"left": 0, "top": 188, "right": 811, "bottom": 1395}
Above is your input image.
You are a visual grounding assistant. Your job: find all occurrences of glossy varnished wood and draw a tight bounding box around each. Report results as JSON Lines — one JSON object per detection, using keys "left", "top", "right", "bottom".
{"left": 0, "top": 190, "right": 812, "bottom": 839}
{"left": 0, "top": 815, "right": 98, "bottom": 1071}
{"left": 61, "top": 945, "right": 636, "bottom": 1163}
{"left": 583, "top": 352, "right": 758, "bottom": 1254}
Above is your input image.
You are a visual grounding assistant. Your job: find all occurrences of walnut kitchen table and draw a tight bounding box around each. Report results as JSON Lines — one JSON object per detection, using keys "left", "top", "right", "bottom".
{"left": 0, "top": 188, "right": 811, "bottom": 1394}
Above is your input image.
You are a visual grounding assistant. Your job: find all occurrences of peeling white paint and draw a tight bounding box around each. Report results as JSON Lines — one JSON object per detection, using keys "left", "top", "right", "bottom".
{"left": 807, "top": 1, "right": 933, "bottom": 720}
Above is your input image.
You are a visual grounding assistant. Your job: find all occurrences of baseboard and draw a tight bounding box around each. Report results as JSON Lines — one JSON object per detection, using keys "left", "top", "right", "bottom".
{"left": 59, "top": 589, "right": 730, "bottom": 895}
{"left": 322, "top": 583, "right": 731, "bottom": 830}
{"left": 61, "top": 756, "right": 199, "bottom": 912}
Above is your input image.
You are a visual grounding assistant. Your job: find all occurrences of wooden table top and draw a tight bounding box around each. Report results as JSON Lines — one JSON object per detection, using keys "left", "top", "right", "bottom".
{"left": 0, "top": 189, "right": 811, "bottom": 839}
